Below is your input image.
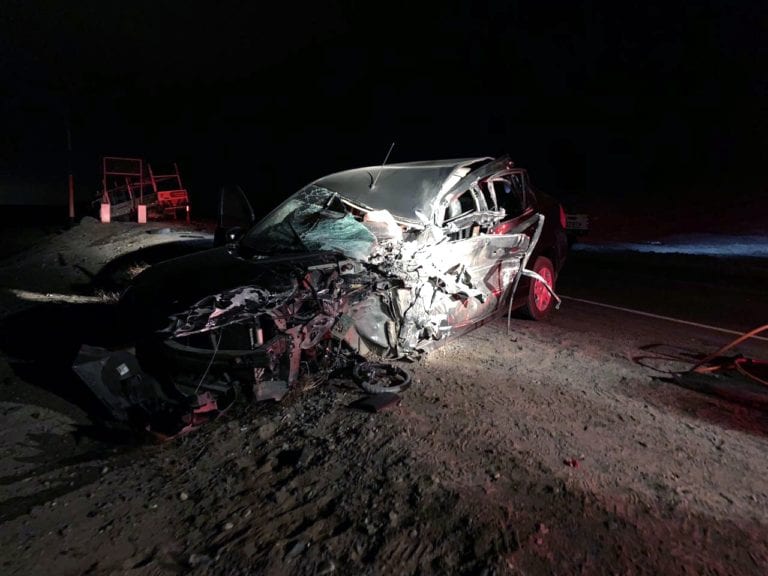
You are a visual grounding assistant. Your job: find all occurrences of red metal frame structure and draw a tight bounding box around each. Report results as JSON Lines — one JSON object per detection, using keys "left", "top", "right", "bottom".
{"left": 101, "top": 156, "right": 144, "bottom": 220}
{"left": 99, "top": 156, "right": 190, "bottom": 223}
{"left": 147, "top": 163, "right": 190, "bottom": 222}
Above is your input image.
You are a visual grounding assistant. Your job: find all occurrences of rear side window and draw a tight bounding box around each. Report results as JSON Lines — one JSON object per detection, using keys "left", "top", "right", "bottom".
{"left": 496, "top": 174, "right": 527, "bottom": 218}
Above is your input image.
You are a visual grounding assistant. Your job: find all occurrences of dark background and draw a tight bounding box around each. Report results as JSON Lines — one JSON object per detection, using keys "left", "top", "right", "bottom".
{"left": 1, "top": 1, "right": 766, "bottom": 219}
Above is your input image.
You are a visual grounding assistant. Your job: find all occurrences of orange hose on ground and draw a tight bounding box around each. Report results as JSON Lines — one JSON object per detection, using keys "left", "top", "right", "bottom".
{"left": 690, "top": 324, "right": 768, "bottom": 388}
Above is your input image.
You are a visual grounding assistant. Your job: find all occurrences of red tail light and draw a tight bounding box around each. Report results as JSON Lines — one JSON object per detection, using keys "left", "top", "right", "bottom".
{"left": 559, "top": 204, "right": 567, "bottom": 229}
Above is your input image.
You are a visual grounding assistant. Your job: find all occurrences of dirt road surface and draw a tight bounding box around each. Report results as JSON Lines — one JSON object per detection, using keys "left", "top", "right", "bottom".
{"left": 0, "top": 220, "right": 766, "bottom": 575}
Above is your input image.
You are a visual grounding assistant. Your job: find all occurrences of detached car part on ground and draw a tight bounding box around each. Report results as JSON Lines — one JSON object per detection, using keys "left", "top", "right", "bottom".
{"left": 77, "top": 156, "right": 568, "bottom": 437}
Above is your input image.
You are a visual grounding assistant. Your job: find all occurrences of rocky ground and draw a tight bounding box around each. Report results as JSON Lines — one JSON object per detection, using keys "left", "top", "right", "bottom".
{"left": 0, "top": 219, "right": 766, "bottom": 575}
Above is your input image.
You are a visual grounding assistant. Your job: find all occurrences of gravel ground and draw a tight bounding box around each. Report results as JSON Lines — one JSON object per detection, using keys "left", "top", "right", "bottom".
{"left": 0, "top": 219, "right": 766, "bottom": 575}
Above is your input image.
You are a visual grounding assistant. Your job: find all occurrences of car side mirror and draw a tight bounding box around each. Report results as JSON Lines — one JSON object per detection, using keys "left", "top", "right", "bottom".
{"left": 214, "top": 225, "right": 246, "bottom": 246}
{"left": 226, "top": 226, "right": 245, "bottom": 242}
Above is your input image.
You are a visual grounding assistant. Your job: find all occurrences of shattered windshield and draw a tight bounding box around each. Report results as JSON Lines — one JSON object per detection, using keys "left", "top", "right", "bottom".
{"left": 242, "top": 184, "right": 377, "bottom": 260}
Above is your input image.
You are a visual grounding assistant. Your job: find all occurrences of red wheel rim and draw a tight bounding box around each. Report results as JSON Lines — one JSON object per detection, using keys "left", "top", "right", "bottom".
{"left": 533, "top": 267, "right": 553, "bottom": 311}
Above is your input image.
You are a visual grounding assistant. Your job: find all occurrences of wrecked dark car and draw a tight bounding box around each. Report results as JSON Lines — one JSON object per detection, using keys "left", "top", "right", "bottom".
{"left": 80, "top": 156, "right": 567, "bottom": 437}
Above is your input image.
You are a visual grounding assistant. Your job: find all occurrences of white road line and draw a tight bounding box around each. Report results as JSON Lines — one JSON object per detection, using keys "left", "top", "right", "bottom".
{"left": 561, "top": 295, "right": 768, "bottom": 343}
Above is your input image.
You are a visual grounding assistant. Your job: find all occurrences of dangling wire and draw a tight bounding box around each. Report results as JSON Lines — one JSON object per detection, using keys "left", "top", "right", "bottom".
{"left": 195, "top": 330, "right": 223, "bottom": 394}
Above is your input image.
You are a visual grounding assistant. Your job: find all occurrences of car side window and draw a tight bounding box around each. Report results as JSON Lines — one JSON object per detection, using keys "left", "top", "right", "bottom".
{"left": 441, "top": 189, "right": 482, "bottom": 241}
{"left": 496, "top": 174, "right": 527, "bottom": 219}
{"left": 443, "top": 190, "right": 475, "bottom": 222}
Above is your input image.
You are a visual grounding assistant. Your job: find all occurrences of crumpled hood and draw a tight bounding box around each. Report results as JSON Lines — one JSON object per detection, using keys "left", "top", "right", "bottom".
{"left": 123, "top": 246, "right": 342, "bottom": 328}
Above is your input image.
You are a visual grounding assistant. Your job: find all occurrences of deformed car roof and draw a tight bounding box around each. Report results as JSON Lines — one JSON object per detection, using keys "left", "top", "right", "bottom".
{"left": 312, "top": 157, "right": 494, "bottom": 223}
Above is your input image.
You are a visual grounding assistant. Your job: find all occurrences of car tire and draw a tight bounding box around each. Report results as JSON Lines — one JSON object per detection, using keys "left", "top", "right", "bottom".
{"left": 521, "top": 256, "right": 556, "bottom": 321}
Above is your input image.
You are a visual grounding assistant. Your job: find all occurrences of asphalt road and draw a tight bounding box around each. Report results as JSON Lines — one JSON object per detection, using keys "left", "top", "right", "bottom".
{"left": 557, "top": 249, "right": 768, "bottom": 337}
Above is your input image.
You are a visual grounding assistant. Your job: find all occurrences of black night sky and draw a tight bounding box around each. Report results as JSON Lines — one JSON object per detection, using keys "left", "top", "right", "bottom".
{"left": 1, "top": 1, "right": 767, "bottom": 218}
